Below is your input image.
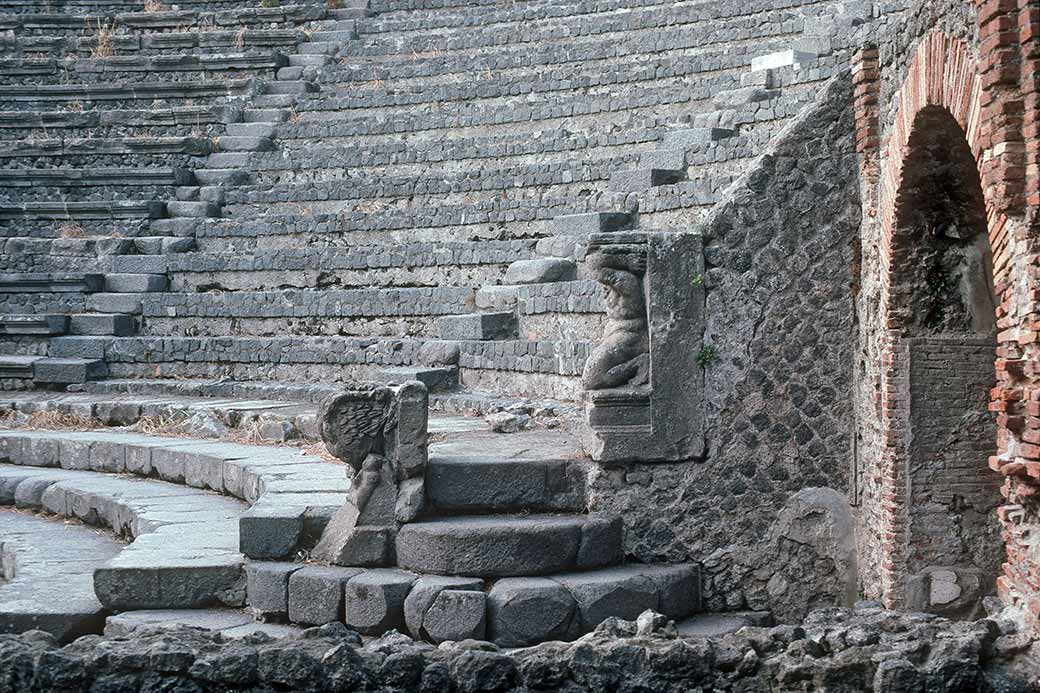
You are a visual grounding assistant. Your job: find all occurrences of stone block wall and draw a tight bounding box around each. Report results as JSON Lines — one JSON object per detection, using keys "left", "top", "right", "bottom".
{"left": 588, "top": 72, "right": 863, "bottom": 622}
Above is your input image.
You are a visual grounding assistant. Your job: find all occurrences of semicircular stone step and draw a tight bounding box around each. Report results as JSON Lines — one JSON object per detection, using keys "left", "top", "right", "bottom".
{"left": 0, "top": 464, "right": 247, "bottom": 611}
{"left": 0, "top": 509, "right": 122, "bottom": 641}
{"left": 395, "top": 513, "right": 622, "bottom": 577}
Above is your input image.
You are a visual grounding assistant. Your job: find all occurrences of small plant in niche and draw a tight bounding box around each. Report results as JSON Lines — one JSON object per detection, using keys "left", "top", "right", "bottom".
{"left": 696, "top": 345, "right": 718, "bottom": 369}
{"left": 692, "top": 273, "right": 704, "bottom": 287}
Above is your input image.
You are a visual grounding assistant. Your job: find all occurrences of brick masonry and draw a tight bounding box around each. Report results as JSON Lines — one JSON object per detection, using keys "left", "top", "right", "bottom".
{"left": 856, "top": 0, "right": 1040, "bottom": 630}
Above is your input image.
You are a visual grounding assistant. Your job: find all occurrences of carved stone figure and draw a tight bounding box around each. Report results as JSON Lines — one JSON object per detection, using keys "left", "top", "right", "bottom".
{"left": 313, "top": 381, "right": 429, "bottom": 567}
{"left": 582, "top": 244, "right": 650, "bottom": 390}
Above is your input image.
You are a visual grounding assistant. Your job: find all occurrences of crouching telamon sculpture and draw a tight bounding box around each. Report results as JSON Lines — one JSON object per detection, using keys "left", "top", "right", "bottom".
{"left": 313, "top": 381, "right": 428, "bottom": 566}
{"left": 582, "top": 231, "right": 707, "bottom": 463}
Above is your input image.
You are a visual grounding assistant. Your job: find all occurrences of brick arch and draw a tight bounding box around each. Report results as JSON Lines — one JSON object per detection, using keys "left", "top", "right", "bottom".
{"left": 871, "top": 31, "right": 1015, "bottom": 610}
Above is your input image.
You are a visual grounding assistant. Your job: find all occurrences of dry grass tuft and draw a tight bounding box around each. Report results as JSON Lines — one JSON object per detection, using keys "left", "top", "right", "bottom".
{"left": 123, "top": 413, "right": 191, "bottom": 436}
{"left": 3, "top": 409, "right": 97, "bottom": 431}
{"left": 89, "top": 19, "right": 116, "bottom": 59}
{"left": 58, "top": 222, "right": 86, "bottom": 238}
{"left": 143, "top": 0, "right": 169, "bottom": 11}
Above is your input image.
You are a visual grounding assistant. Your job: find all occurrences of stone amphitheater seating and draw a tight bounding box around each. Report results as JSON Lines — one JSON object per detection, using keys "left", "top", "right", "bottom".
{"left": 0, "top": 0, "right": 868, "bottom": 645}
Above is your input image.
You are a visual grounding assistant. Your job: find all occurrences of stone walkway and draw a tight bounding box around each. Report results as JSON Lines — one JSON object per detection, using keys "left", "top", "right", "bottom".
{"left": 0, "top": 509, "right": 121, "bottom": 640}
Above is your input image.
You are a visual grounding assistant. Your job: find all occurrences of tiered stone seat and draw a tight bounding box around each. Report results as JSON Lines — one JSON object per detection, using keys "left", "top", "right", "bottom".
{"left": 0, "top": 509, "right": 122, "bottom": 639}
{"left": 0, "top": 427, "right": 349, "bottom": 615}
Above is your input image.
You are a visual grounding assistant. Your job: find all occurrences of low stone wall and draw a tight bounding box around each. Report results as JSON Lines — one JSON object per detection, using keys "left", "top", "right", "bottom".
{"left": 1, "top": 605, "right": 1036, "bottom": 693}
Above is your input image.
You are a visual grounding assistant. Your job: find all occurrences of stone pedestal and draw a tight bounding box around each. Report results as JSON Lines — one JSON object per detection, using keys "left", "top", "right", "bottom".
{"left": 582, "top": 232, "right": 705, "bottom": 463}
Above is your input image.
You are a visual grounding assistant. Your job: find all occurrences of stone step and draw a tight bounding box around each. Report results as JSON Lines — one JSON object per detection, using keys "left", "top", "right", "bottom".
{"left": 427, "top": 453, "right": 587, "bottom": 513}
{"left": 0, "top": 104, "right": 241, "bottom": 131}
{"left": 0, "top": 429, "right": 349, "bottom": 562}
{"left": 69, "top": 313, "right": 136, "bottom": 337}
{"left": 308, "top": 30, "right": 357, "bottom": 42}
{"left": 0, "top": 314, "right": 68, "bottom": 335}
{"left": 0, "top": 272, "right": 103, "bottom": 293}
{"left": 193, "top": 169, "right": 252, "bottom": 186}
{"left": 265, "top": 80, "right": 318, "bottom": 95}
{"left": 224, "top": 122, "right": 278, "bottom": 138}
{"left": 0, "top": 200, "right": 165, "bottom": 221}
{"left": 0, "top": 464, "right": 246, "bottom": 611}
{"left": 0, "top": 509, "right": 121, "bottom": 641}
{"left": 104, "top": 273, "right": 168, "bottom": 293}
{"left": 217, "top": 135, "right": 275, "bottom": 152}
{"left": 105, "top": 609, "right": 302, "bottom": 640}
{"left": 166, "top": 200, "right": 220, "bottom": 218}
{"left": 288, "top": 54, "right": 332, "bottom": 67}
{"left": 609, "top": 168, "right": 685, "bottom": 193}
{"left": 250, "top": 560, "right": 699, "bottom": 646}
{"left": 0, "top": 166, "right": 193, "bottom": 188}
{"left": 243, "top": 108, "right": 291, "bottom": 122}
{"left": 251, "top": 93, "right": 298, "bottom": 107}
{"left": 375, "top": 366, "right": 457, "bottom": 392}
{"left": 552, "top": 211, "right": 636, "bottom": 236}
{"left": 437, "top": 312, "right": 518, "bottom": 341}
{"left": 0, "top": 78, "right": 253, "bottom": 104}
{"left": 395, "top": 514, "right": 622, "bottom": 577}
{"left": 297, "top": 41, "right": 339, "bottom": 55}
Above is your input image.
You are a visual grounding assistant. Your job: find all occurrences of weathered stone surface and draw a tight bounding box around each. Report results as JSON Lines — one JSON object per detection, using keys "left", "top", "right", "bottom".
{"left": 343, "top": 569, "right": 417, "bottom": 635}
{"left": 403, "top": 576, "right": 483, "bottom": 641}
{"left": 245, "top": 562, "right": 303, "bottom": 620}
{"left": 423, "top": 590, "right": 487, "bottom": 644}
{"left": 488, "top": 578, "right": 579, "bottom": 647}
{"left": 2, "top": 606, "right": 1032, "bottom": 691}
{"left": 503, "top": 258, "right": 576, "bottom": 285}
{"left": 553, "top": 568, "right": 659, "bottom": 631}
{"left": 287, "top": 566, "right": 363, "bottom": 626}
{"left": 396, "top": 515, "right": 621, "bottom": 577}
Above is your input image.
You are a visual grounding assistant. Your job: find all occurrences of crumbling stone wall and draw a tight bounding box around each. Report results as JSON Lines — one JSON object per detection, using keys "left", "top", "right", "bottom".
{"left": 589, "top": 73, "right": 862, "bottom": 622}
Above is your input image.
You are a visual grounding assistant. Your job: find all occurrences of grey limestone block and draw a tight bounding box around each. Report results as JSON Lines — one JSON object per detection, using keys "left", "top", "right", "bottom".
{"left": 49, "top": 337, "right": 106, "bottom": 359}
{"left": 641, "top": 148, "right": 686, "bottom": 171}
{"left": 475, "top": 285, "right": 520, "bottom": 311}
{"left": 33, "top": 359, "right": 107, "bottom": 385}
{"left": 167, "top": 201, "right": 219, "bottom": 218}
{"left": 93, "top": 402, "right": 141, "bottom": 426}
{"left": 403, "top": 576, "right": 483, "bottom": 641}
{"left": 423, "top": 590, "right": 487, "bottom": 644}
{"left": 246, "top": 561, "right": 303, "bottom": 619}
{"left": 112, "top": 255, "right": 168, "bottom": 274}
{"left": 503, "top": 258, "right": 576, "bottom": 285}
{"left": 239, "top": 503, "right": 306, "bottom": 560}
{"left": 87, "top": 293, "right": 143, "bottom": 314}
{"left": 608, "top": 168, "right": 684, "bottom": 193}
{"left": 662, "top": 128, "right": 736, "bottom": 149}
{"left": 287, "top": 566, "right": 364, "bottom": 626}
{"left": 20, "top": 436, "right": 61, "bottom": 468}
{"left": 395, "top": 515, "right": 617, "bottom": 577}
{"left": 104, "top": 274, "right": 168, "bottom": 293}
{"left": 551, "top": 212, "right": 634, "bottom": 235}
{"left": 69, "top": 313, "right": 135, "bottom": 336}
{"left": 577, "top": 515, "right": 624, "bottom": 569}
{"left": 487, "top": 577, "right": 580, "bottom": 647}
{"left": 436, "top": 312, "right": 517, "bottom": 341}
{"left": 94, "top": 556, "right": 246, "bottom": 611}
{"left": 643, "top": 563, "right": 701, "bottom": 619}
{"left": 343, "top": 568, "right": 417, "bottom": 635}
{"left": 553, "top": 568, "right": 659, "bottom": 632}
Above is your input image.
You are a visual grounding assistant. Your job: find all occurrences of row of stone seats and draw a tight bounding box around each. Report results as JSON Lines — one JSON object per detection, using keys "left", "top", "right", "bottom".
{"left": 0, "top": 427, "right": 350, "bottom": 597}
{"left": 29, "top": 334, "right": 591, "bottom": 400}
{"left": 0, "top": 509, "right": 122, "bottom": 640}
